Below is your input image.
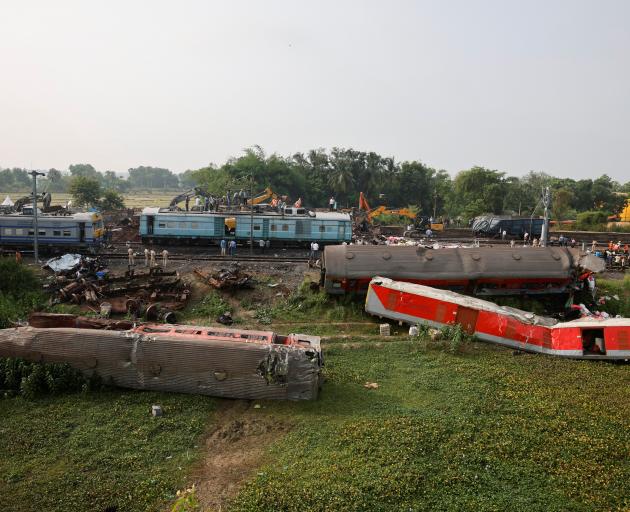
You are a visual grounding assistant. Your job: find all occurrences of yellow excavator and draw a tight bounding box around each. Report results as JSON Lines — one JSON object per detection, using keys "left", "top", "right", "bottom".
{"left": 247, "top": 187, "right": 277, "bottom": 206}
{"left": 358, "top": 192, "right": 444, "bottom": 232}
{"left": 225, "top": 187, "right": 280, "bottom": 232}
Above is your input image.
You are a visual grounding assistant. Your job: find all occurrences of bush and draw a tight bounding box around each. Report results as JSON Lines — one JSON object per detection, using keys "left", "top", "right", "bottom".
{"left": 0, "top": 258, "right": 45, "bottom": 328}
{"left": 0, "top": 358, "right": 102, "bottom": 399}
{"left": 575, "top": 210, "right": 609, "bottom": 230}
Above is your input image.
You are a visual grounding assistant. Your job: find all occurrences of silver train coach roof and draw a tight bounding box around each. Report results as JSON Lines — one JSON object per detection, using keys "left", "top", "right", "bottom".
{"left": 323, "top": 245, "right": 577, "bottom": 280}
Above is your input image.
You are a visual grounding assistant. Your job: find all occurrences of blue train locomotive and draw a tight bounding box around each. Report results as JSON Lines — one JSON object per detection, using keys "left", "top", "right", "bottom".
{"left": 139, "top": 206, "right": 352, "bottom": 245}
{"left": 0, "top": 210, "right": 104, "bottom": 252}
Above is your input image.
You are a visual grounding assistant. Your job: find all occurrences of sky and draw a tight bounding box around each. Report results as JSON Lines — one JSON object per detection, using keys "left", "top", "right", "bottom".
{"left": 0, "top": 0, "right": 628, "bottom": 181}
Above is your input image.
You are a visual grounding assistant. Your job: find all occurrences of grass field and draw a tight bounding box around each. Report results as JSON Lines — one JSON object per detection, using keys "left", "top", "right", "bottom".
{"left": 0, "top": 391, "right": 215, "bottom": 512}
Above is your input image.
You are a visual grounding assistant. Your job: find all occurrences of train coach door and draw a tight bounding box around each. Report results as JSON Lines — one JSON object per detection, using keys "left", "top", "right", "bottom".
{"left": 147, "top": 216, "right": 154, "bottom": 235}
{"left": 79, "top": 223, "right": 85, "bottom": 242}
{"left": 338, "top": 223, "right": 345, "bottom": 240}
{"left": 262, "top": 219, "right": 270, "bottom": 239}
{"left": 455, "top": 307, "right": 479, "bottom": 334}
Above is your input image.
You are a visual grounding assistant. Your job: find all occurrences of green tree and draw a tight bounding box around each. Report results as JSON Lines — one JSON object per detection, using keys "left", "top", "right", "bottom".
{"left": 69, "top": 176, "right": 102, "bottom": 207}
{"left": 552, "top": 188, "right": 574, "bottom": 220}
{"left": 100, "top": 189, "right": 125, "bottom": 210}
{"left": 69, "top": 163, "right": 99, "bottom": 179}
{"left": 450, "top": 167, "right": 507, "bottom": 219}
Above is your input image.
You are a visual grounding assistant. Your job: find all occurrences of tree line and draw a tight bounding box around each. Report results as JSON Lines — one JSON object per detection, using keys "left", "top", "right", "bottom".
{"left": 187, "top": 146, "right": 629, "bottom": 221}
{"left": 1, "top": 148, "right": 628, "bottom": 219}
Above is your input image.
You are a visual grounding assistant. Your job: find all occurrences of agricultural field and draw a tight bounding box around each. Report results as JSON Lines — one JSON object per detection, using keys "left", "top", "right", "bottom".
{"left": 0, "top": 261, "right": 629, "bottom": 512}
{"left": 5, "top": 191, "right": 178, "bottom": 209}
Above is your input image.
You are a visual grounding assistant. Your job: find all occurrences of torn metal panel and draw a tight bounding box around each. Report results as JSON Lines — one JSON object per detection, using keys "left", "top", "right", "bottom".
{"left": 0, "top": 323, "right": 323, "bottom": 400}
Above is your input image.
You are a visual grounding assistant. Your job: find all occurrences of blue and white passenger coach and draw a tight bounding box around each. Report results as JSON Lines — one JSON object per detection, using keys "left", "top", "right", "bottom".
{"left": 0, "top": 211, "right": 104, "bottom": 251}
{"left": 139, "top": 207, "right": 352, "bottom": 245}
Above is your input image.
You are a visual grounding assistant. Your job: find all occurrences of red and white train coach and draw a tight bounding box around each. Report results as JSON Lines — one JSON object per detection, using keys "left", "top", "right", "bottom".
{"left": 366, "top": 277, "right": 630, "bottom": 360}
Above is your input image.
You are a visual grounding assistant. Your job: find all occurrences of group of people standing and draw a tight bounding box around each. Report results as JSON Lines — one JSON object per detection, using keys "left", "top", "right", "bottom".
{"left": 127, "top": 243, "right": 169, "bottom": 268}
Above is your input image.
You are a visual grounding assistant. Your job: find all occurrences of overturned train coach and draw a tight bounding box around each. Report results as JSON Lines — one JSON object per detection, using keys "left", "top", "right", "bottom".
{"left": 366, "top": 277, "right": 630, "bottom": 360}
{"left": 0, "top": 320, "right": 323, "bottom": 400}
{"left": 322, "top": 245, "right": 602, "bottom": 296}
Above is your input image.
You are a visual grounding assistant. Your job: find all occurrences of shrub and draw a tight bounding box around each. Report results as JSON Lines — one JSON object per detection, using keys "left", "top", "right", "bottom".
{"left": 0, "top": 358, "right": 103, "bottom": 399}
{"left": 575, "top": 210, "right": 609, "bottom": 230}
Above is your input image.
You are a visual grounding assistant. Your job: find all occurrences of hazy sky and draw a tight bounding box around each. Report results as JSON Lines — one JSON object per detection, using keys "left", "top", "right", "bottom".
{"left": 1, "top": 0, "right": 628, "bottom": 180}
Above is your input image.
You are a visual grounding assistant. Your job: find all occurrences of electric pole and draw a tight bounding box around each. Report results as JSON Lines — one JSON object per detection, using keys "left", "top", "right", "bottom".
{"left": 541, "top": 187, "right": 551, "bottom": 247}
{"left": 29, "top": 170, "right": 46, "bottom": 262}
{"left": 249, "top": 175, "right": 254, "bottom": 255}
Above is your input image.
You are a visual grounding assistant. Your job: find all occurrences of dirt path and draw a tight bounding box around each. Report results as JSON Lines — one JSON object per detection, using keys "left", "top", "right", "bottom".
{"left": 191, "top": 400, "right": 290, "bottom": 511}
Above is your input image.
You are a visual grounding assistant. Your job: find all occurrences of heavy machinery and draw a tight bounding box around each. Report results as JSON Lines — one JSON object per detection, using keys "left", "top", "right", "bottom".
{"left": 247, "top": 187, "right": 278, "bottom": 206}
{"left": 357, "top": 192, "right": 443, "bottom": 234}
{"left": 169, "top": 187, "right": 211, "bottom": 210}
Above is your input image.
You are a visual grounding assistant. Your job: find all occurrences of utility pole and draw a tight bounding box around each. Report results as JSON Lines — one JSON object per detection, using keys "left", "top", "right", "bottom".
{"left": 541, "top": 187, "right": 551, "bottom": 247}
{"left": 433, "top": 187, "right": 437, "bottom": 220}
{"left": 249, "top": 175, "right": 254, "bottom": 255}
{"left": 29, "top": 170, "right": 46, "bottom": 262}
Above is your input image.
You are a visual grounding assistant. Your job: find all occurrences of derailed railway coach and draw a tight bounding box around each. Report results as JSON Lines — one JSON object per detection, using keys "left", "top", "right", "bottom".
{"left": 365, "top": 277, "right": 630, "bottom": 360}
{"left": 322, "top": 245, "right": 603, "bottom": 296}
{"left": 0, "top": 210, "right": 104, "bottom": 252}
{"left": 139, "top": 207, "right": 352, "bottom": 245}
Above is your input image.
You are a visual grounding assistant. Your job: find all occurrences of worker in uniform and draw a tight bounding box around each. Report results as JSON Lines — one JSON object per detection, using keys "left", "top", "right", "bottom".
{"left": 128, "top": 247, "right": 135, "bottom": 265}
{"left": 220, "top": 239, "right": 227, "bottom": 256}
{"left": 144, "top": 248, "right": 149, "bottom": 267}
{"left": 161, "top": 249, "right": 169, "bottom": 267}
{"left": 259, "top": 239, "right": 265, "bottom": 254}
{"left": 329, "top": 197, "right": 335, "bottom": 211}
{"left": 150, "top": 249, "right": 157, "bottom": 267}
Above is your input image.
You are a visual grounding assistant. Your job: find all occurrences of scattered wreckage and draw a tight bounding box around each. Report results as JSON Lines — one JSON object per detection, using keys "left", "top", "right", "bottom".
{"left": 0, "top": 313, "right": 323, "bottom": 400}
{"left": 43, "top": 254, "right": 189, "bottom": 323}
{"left": 365, "top": 277, "right": 630, "bottom": 360}
{"left": 194, "top": 266, "right": 253, "bottom": 290}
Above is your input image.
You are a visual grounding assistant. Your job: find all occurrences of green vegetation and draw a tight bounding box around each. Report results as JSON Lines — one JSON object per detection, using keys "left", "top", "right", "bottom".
{"left": 0, "top": 358, "right": 102, "bottom": 399}
{"left": 597, "top": 276, "right": 630, "bottom": 317}
{"left": 232, "top": 341, "right": 629, "bottom": 512}
{"left": 0, "top": 258, "right": 45, "bottom": 328}
{"left": 0, "top": 391, "right": 215, "bottom": 512}
{"left": 183, "top": 290, "right": 231, "bottom": 321}
{"left": 3, "top": 148, "right": 628, "bottom": 222}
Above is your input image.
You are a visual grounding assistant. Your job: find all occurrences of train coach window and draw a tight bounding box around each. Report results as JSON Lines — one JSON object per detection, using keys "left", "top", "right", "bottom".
{"left": 14, "top": 228, "right": 24, "bottom": 235}
{"left": 190, "top": 222, "right": 199, "bottom": 229}
{"left": 39, "top": 230, "right": 46, "bottom": 236}
{"left": 253, "top": 225, "right": 261, "bottom": 231}
{"left": 179, "top": 222, "right": 186, "bottom": 228}
{"left": 167, "top": 222, "right": 176, "bottom": 228}
{"left": 63, "top": 230, "right": 71, "bottom": 236}
{"left": 158, "top": 223, "right": 166, "bottom": 228}
{"left": 28, "top": 230, "right": 34, "bottom": 236}
{"left": 282, "top": 224, "right": 289, "bottom": 231}
{"left": 53, "top": 230, "right": 61, "bottom": 236}
{"left": 4, "top": 228, "right": 12, "bottom": 235}
{"left": 582, "top": 329, "right": 605, "bottom": 355}
{"left": 319, "top": 225, "right": 326, "bottom": 232}
{"left": 271, "top": 225, "right": 277, "bottom": 231}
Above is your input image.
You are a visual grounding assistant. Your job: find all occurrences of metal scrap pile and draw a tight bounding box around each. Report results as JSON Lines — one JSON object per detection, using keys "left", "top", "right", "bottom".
{"left": 43, "top": 255, "right": 189, "bottom": 323}
{"left": 194, "top": 265, "right": 253, "bottom": 290}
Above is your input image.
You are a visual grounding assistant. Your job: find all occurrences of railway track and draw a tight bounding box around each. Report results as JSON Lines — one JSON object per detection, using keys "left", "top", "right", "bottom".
{"left": 98, "top": 252, "right": 310, "bottom": 263}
